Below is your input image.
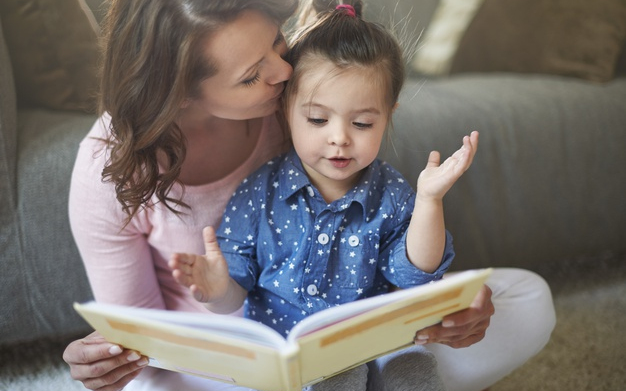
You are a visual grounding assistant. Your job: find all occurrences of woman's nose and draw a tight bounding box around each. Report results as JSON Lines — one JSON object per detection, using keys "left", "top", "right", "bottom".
{"left": 267, "top": 54, "right": 293, "bottom": 85}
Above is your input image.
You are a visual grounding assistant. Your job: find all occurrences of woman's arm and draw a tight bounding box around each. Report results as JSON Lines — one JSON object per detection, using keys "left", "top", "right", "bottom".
{"left": 64, "top": 122, "right": 163, "bottom": 390}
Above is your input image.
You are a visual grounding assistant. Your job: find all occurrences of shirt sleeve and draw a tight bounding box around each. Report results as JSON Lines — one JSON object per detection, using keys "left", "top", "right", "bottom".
{"left": 68, "top": 121, "right": 166, "bottom": 309}
{"left": 216, "top": 177, "right": 261, "bottom": 293}
{"left": 377, "top": 190, "right": 454, "bottom": 288}
{"left": 385, "top": 229, "right": 454, "bottom": 288}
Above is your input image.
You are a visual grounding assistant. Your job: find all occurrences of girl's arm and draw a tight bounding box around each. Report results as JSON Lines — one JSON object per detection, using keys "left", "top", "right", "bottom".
{"left": 406, "top": 132, "right": 479, "bottom": 272}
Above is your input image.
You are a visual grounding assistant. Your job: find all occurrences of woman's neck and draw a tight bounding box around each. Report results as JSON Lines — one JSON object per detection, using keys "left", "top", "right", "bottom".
{"left": 174, "top": 117, "right": 263, "bottom": 186}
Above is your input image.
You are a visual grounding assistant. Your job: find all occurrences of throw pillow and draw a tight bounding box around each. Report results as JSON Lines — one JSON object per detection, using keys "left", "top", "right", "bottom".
{"left": 411, "top": 0, "right": 485, "bottom": 76}
{"left": 0, "top": 0, "right": 100, "bottom": 112}
{"left": 449, "top": 0, "right": 626, "bottom": 82}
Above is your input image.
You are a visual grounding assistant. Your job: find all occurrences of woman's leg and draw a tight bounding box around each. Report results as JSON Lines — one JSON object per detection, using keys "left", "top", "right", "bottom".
{"left": 368, "top": 345, "right": 445, "bottom": 391}
{"left": 123, "top": 367, "right": 256, "bottom": 391}
{"left": 426, "top": 268, "right": 556, "bottom": 391}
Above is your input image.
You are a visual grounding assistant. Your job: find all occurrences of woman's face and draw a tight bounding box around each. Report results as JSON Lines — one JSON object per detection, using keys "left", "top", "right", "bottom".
{"left": 188, "top": 10, "right": 292, "bottom": 120}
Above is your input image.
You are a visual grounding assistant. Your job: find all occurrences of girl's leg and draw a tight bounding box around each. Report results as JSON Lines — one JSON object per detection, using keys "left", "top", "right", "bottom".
{"left": 306, "top": 364, "right": 369, "bottom": 391}
{"left": 426, "top": 268, "right": 556, "bottom": 391}
{"left": 367, "top": 345, "right": 444, "bottom": 391}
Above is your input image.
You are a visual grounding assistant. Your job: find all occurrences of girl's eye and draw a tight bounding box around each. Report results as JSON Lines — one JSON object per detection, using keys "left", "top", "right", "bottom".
{"left": 307, "top": 118, "right": 327, "bottom": 125}
{"left": 242, "top": 72, "right": 260, "bottom": 87}
{"left": 353, "top": 122, "right": 373, "bottom": 129}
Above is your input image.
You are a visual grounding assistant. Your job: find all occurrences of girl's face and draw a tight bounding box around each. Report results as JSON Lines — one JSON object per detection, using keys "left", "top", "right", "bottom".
{"left": 288, "top": 61, "right": 391, "bottom": 196}
{"left": 187, "top": 10, "right": 292, "bottom": 120}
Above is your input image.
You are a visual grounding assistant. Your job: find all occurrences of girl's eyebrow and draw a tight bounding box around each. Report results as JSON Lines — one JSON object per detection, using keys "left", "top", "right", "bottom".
{"left": 301, "top": 102, "right": 381, "bottom": 115}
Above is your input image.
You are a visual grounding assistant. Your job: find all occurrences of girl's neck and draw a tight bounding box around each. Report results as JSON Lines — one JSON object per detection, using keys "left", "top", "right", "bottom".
{"left": 304, "top": 166, "right": 363, "bottom": 204}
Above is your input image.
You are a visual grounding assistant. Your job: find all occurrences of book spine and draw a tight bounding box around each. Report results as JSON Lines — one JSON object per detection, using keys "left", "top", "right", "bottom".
{"left": 280, "top": 343, "right": 302, "bottom": 391}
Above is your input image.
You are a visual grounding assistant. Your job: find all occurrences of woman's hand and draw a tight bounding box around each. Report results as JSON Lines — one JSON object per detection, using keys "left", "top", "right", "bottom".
{"left": 414, "top": 284, "right": 495, "bottom": 348}
{"left": 63, "top": 331, "right": 149, "bottom": 391}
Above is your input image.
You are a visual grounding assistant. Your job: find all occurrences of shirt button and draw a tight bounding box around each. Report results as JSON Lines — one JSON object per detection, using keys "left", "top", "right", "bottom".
{"left": 318, "top": 233, "right": 329, "bottom": 245}
{"left": 348, "top": 235, "right": 360, "bottom": 247}
{"left": 307, "top": 186, "right": 315, "bottom": 197}
{"left": 306, "top": 284, "right": 318, "bottom": 296}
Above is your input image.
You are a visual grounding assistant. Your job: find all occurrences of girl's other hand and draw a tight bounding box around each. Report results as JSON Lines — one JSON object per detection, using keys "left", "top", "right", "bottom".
{"left": 417, "top": 131, "right": 479, "bottom": 201}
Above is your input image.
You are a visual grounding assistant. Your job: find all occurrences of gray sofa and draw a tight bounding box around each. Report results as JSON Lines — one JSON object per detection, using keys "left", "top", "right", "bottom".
{"left": 2, "top": 0, "right": 625, "bottom": 347}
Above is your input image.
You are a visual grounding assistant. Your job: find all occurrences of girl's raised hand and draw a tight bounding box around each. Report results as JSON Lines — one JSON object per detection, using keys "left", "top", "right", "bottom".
{"left": 169, "top": 226, "right": 231, "bottom": 304}
{"left": 417, "top": 131, "right": 479, "bottom": 201}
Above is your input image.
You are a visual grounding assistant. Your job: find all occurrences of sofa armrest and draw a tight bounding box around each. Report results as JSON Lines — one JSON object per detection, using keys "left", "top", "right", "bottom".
{"left": 380, "top": 74, "right": 626, "bottom": 270}
{"left": 0, "top": 17, "right": 17, "bottom": 206}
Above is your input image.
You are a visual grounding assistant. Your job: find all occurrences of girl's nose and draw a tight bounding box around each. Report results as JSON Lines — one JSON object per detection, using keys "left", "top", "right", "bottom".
{"left": 329, "top": 125, "right": 350, "bottom": 146}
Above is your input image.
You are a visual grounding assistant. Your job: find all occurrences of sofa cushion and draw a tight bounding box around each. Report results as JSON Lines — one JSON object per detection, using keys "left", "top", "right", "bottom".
{"left": 5, "top": 109, "right": 96, "bottom": 344}
{"left": 0, "top": 0, "right": 100, "bottom": 112}
{"left": 0, "top": 17, "right": 17, "bottom": 192}
{"left": 365, "top": 0, "right": 440, "bottom": 54}
{"left": 0, "top": 17, "right": 27, "bottom": 345}
{"left": 412, "top": 0, "right": 626, "bottom": 82}
{"left": 450, "top": 0, "right": 626, "bottom": 82}
{"left": 411, "top": 0, "right": 485, "bottom": 75}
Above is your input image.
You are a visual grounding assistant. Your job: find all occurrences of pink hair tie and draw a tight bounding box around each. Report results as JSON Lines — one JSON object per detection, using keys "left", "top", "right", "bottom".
{"left": 336, "top": 4, "right": 356, "bottom": 17}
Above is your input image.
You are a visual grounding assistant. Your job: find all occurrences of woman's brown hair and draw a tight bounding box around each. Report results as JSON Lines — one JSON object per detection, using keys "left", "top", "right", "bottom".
{"left": 99, "top": 0, "right": 299, "bottom": 225}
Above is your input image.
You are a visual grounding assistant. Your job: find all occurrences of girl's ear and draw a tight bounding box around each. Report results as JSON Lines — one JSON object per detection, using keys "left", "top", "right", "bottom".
{"left": 392, "top": 102, "right": 399, "bottom": 113}
{"left": 181, "top": 99, "right": 191, "bottom": 109}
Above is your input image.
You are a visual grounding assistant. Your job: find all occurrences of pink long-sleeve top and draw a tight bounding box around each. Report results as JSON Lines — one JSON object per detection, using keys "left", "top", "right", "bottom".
{"left": 69, "top": 113, "right": 286, "bottom": 316}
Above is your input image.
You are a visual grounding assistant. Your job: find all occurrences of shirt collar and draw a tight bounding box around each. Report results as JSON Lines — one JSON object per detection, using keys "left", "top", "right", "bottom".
{"left": 277, "top": 149, "right": 383, "bottom": 219}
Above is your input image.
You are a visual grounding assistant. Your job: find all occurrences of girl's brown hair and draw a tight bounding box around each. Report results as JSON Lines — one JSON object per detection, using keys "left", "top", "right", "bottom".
{"left": 99, "top": 0, "right": 298, "bottom": 224}
{"left": 284, "top": 0, "right": 406, "bottom": 122}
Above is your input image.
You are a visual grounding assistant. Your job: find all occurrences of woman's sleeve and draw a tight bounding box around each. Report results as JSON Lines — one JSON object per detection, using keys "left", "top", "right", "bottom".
{"left": 68, "top": 130, "right": 166, "bottom": 309}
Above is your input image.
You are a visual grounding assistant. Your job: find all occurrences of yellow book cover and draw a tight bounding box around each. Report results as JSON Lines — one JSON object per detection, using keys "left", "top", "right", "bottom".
{"left": 74, "top": 268, "right": 492, "bottom": 391}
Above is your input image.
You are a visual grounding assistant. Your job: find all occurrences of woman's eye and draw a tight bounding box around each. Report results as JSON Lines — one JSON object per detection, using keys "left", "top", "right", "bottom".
{"left": 273, "top": 32, "right": 285, "bottom": 47}
{"left": 242, "top": 72, "right": 260, "bottom": 87}
{"left": 353, "top": 122, "right": 373, "bottom": 129}
{"left": 307, "top": 118, "right": 327, "bottom": 125}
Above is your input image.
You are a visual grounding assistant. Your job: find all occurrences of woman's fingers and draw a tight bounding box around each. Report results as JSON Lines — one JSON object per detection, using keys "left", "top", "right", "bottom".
{"left": 63, "top": 332, "right": 149, "bottom": 391}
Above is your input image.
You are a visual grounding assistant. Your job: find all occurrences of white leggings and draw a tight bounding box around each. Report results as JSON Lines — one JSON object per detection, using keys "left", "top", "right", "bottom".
{"left": 125, "top": 268, "right": 556, "bottom": 391}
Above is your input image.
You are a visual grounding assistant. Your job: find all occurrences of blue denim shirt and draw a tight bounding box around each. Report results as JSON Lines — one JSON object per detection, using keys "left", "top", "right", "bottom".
{"left": 217, "top": 149, "right": 454, "bottom": 336}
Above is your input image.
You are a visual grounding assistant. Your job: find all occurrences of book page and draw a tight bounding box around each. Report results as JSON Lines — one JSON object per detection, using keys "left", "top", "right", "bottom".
{"left": 74, "top": 302, "right": 300, "bottom": 391}
{"left": 291, "top": 268, "right": 492, "bottom": 386}
{"left": 82, "top": 302, "right": 287, "bottom": 347}
{"left": 289, "top": 268, "right": 490, "bottom": 341}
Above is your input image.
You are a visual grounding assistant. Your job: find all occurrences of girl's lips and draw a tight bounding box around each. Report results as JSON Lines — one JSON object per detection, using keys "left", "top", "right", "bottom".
{"left": 329, "top": 157, "right": 351, "bottom": 168}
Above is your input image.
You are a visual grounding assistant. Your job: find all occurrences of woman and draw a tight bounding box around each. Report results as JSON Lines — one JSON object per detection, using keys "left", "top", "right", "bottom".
{"left": 63, "top": 1, "right": 556, "bottom": 391}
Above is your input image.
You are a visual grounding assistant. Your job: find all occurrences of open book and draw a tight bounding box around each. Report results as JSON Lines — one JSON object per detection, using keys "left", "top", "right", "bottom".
{"left": 74, "top": 268, "right": 492, "bottom": 391}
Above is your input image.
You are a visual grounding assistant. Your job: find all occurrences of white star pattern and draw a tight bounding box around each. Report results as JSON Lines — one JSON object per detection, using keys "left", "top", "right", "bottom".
{"left": 215, "top": 152, "right": 451, "bottom": 337}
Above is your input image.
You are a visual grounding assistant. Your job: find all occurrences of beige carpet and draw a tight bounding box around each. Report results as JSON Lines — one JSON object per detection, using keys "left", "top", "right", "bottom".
{"left": 2, "top": 253, "right": 625, "bottom": 391}
{"left": 493, "top": 252, "right": 626, "bottom": 391}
